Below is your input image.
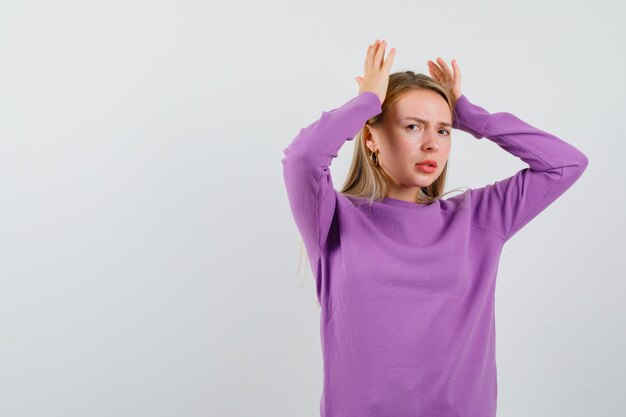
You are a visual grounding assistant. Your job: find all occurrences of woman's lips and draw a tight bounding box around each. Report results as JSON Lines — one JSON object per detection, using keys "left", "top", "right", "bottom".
{"left": 415, "top": 164, "right": 436, "bottom": 173}
{"left": 416, "top": 159, "right": 437, "bottom": 168}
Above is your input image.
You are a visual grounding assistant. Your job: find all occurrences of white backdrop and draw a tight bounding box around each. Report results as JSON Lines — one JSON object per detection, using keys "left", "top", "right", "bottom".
{"left": 0, "top": 1, "right": 624, "bottom": 416}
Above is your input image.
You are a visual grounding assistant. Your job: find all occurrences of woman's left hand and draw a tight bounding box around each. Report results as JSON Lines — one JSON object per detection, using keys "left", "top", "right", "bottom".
{"left": 427, "top": 57, "right": 462, "bottom": 101}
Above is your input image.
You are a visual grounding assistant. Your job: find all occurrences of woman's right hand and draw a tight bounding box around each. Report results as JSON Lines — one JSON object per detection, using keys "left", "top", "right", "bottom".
{"left": 355, "top": 39, "right": 395, "bottom": 105}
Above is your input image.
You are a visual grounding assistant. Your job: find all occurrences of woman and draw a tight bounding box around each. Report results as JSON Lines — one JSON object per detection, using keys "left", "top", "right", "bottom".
{"left": 281, "top": 39, "right": 588, "bottom": 417}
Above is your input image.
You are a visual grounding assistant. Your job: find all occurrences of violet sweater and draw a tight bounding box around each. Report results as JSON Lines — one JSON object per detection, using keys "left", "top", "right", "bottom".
{"left": 281, "top": 91, "right": 588, "bottom": 417}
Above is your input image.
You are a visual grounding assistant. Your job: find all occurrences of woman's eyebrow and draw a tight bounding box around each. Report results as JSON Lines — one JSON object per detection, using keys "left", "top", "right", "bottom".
{"left": 403, "top": 116, "right": 452, "bottom": 128}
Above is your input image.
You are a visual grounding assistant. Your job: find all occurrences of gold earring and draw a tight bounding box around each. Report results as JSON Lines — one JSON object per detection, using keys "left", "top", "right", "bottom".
{"left": 370, "top": 150, "right": 379, "bottom": 167}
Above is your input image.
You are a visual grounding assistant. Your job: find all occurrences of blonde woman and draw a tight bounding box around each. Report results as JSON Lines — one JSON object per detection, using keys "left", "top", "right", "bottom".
{"left": 281, "top": 39, "right": 588, "bottom": 417}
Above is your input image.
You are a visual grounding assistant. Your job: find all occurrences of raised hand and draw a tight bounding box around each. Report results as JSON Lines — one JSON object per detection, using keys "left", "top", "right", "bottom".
{"left": 427, "top": 57, "right": 462, "bottom": 101}
{"left": 355, "top": 39, "right": 396, "bottom": 105}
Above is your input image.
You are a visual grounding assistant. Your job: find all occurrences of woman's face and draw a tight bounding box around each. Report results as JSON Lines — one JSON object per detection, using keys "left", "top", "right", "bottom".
{"left": 365, "top": 89, "right": 452, "bottom": 202}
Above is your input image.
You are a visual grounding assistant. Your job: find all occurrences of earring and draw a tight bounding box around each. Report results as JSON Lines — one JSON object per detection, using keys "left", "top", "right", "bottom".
{"left": 370, "top": 150, "right": 379, "bottom": 167}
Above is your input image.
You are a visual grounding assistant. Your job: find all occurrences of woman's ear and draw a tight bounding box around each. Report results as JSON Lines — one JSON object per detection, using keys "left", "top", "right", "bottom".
{"left": 363, "top": 125, "right": 375, "bottom": 152}
{"left": 364, "top": 124, "right": 374, "bottom": 143}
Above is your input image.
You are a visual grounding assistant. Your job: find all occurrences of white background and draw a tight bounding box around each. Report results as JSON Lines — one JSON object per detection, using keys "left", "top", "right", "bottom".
{"left": 0, "top": 0, "right": 624, "bottom": 416}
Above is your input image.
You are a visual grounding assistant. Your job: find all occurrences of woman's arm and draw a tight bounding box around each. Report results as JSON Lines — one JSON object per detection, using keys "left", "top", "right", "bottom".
{"left": 453, "top": 94, "right": 589, "bottom": 243}
{"left": 281, "top": 92, "right": 382, "bottom": 268}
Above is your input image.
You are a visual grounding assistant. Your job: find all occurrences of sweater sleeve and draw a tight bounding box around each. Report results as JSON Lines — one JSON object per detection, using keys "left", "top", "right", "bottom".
{"left": 281, "top": 91, "right": 382, "bottom": 268}
{"left": 453, "top": 94, "right": 589, "bottom": 243}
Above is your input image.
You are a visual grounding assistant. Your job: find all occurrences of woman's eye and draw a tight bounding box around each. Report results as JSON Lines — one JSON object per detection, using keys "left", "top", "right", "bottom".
{"left": 407, "top": 125, "right": 449, "bottom": 136}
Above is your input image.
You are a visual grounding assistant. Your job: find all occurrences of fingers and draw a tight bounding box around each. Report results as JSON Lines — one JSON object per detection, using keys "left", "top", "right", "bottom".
{"left": 436, "top": 57, "right": 453, "bottom": 77}
{"left": 452, "top": 59, "right": 461, "bottom": 83}
{"left": 374, "top": 40, "right": 386, "bottom": 69}
{"left": 383, "top": 45, "right": 396, "bottom": 72}
{"left": 364, "top": 41, "right": 377, "bottom": 75}
{"left": 427, "top": 57, "right": 462, "bottom": 98}
{"left": 427, "top": 59, "right": 445, "bottom": 81}
{"left": 428, "top": 57, "right": 457, "bottom": 83}
{"left": 364, "top": 44, "right": 372, "bottom": 74}
{"left": 365, "top": 39, "right": 394, "bottom": 72}
{"left": 359, "top": 39, "right": 394, "bottom": 99}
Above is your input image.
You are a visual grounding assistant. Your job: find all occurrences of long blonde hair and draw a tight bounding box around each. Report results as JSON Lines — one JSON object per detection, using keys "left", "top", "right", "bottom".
{"left": 296, "top": 71, "right": 469, "bottom": 294}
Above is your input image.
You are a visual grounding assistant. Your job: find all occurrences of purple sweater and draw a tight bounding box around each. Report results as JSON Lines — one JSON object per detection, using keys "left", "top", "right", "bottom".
{"left": 281, "top": 91, "right": 588, "bottom": 417}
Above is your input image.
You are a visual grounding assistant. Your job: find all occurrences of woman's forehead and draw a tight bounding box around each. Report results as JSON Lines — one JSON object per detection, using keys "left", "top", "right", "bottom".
{"left": 391, "top": 91, "right": 451, "bottom": 122}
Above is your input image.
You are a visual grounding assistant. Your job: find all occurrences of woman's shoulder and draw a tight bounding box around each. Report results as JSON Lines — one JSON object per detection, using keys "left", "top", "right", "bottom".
{"left": 337, "top": 193, "right": 374, "bottom": 213}
{"left": 441, "top": 189, "right": 471, "bottom": 210}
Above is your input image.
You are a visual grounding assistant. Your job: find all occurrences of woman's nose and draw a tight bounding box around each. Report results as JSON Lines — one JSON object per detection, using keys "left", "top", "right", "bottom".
{"left": 422, "top": 133, "right": 439, "bottom": 150}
